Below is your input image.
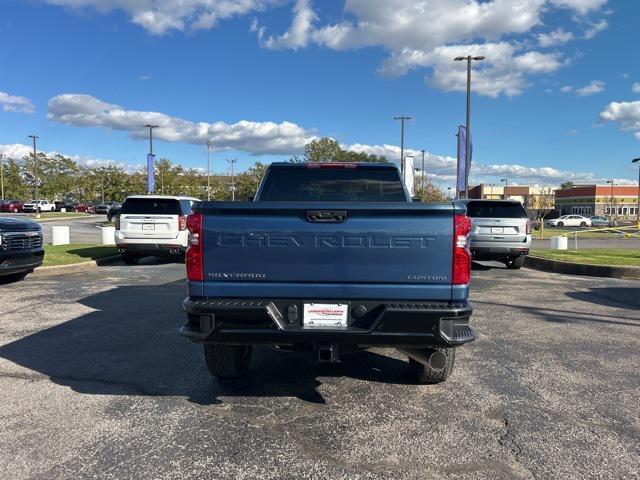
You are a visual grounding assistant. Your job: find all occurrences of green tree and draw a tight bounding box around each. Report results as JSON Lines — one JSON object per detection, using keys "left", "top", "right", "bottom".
{"left": 298, "top": 137, "right": 388, "bottom": 163}
{"left": 1, "top": 158, "right": 27, "bottom": 200}
{"left": 559, "top": 181, "right": 575, "bottom": 189}
{"left": 236, "top": 162, "right": 267, "bottom": 200}
{"left": 414, "top": 181, "right": 448, "bottom": 203}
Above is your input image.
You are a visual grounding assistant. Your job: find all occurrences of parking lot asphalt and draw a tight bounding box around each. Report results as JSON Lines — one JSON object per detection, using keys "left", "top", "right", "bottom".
{"left": 0, "top": 261, "right": 638, "bottom": 479}
{"left": 0, "top": 213, "right": 106, "bottom": 244}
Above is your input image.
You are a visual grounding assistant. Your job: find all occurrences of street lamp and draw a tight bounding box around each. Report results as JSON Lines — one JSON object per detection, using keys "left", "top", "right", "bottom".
{"left": 606, "top": 180, "right": 615, "bottom": 220}
{"left": 206, "top": 140, "right": 213, "bottom": 201}
{"left": 28, "top": 134, "right": 40, "bottom": 218}
{"left": 0, "top": 153, "right": 5, "bottom": 201}
{"left": 227, "top": 158, "right": 237, "bottom": 201}
{"left": 420, "top": 149, "right": 426, "bottom": 191}
{"left": 454, "top": 55, "right": 485, "bottom": 198}
{"left": 633, "top": 158, "right": 640, "bottom": 224}
{"left": 394, "top": 116, "right": 412, "bottom": 177}
{"left": 144, "top": 124, "right": 159, "bottom": 194}
{"left": 501, "top": 178, "right": 508, "bottom": 199}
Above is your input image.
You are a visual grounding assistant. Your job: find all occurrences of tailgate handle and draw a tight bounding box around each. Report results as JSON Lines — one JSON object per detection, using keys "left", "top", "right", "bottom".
{"left": 306, "top": 210, "right": 347, "bottom": 223}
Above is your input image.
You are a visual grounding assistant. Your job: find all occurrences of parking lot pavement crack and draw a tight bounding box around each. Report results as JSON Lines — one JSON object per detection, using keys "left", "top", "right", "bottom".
{"left": 498, "top": 416, "right": 537, "bottom": 480}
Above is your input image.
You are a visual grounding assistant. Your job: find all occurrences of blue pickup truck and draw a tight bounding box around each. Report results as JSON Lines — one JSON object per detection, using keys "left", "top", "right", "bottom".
{"left": 180, "top": 162, "right": 474, "bottom": 383}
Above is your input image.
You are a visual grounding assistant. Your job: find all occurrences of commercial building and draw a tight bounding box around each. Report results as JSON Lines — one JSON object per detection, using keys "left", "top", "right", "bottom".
{"left": 554, "top": 185, "right": 639, "bottom": 221}
{"left": 468, "top": 184, "right": 555, "bottom": 214}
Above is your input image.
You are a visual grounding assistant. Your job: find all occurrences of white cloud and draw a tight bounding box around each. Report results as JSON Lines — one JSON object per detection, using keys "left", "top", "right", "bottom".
{"left": 599, "top": 100, "right": 640, "bottom": 140}
{"left": 564, "top": 129, "right": 578, "bottom": 135}
{"left": 576, "top": 80, "right": 604, "bottom": 96}
{"left": 0, "top": 91, "right": 35, "bottom": 113}
{"left": 537, "top": 28, "right": 573, "bottom": 47}
{"left": 47, "top": 94, "right": 316, "bottom": 155}
{"left": 560, "top": 85, "right": 573, "bottom": 92}
{"left": 262, "top": 0, "right": 316, "bottom": 49}
{"left": 584, "top": 19, "right": 608, "bottom": 39}
{"left": 138, "top": 74, "right": 153, "bottom": 81}
{"left": 632, "top": 82, "right": 640, "bottom": 94}
{"left": 549, "top": 0, "right": 608, "bottom": 15}
{"left": 343, "top": 142, "right": 629, "bottom": 186}
{"left": 44, "top": 0, "right": 280, "bottom": 35}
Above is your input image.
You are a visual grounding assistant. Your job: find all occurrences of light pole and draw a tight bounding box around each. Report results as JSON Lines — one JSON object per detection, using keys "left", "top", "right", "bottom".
{"left": 501, "top": 178, "right": 508, "bottom": 199}
{"left": 633, "top": 158, "right": 640, "bottom": 224}
{"left": 28, "top": 134, "right": 40, "bottom": 218}
{"left": 0, "top": 154, "right": 5, "bottom": 201}
{"left": 454, "top": 55, "right": 485, "bottom": 198}
{"left": 448, "top": 187, "right": 452, "bottom": 199}
{"left": 420, "top": 149, "right": 426, "bottom": 191}
{"left": 227, "top": 158, "right": 237, "bottom": 201}
{"left": 145, "top": 124, "right": 158, "bottom": 194}
{"left": 206, "top": 140, "right": 213, "bottom": 201}
{"left": 394, "top": 116, "right": 412, "bottom": 177}
{"left": 606, "top": 180, "right": 615, "bottom": 220}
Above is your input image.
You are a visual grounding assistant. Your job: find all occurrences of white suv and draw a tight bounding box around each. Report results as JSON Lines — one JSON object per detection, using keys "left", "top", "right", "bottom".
{"left": 23, "top": 200, "right": 55, "bottom": 213}
{"left": 115, "top": 195, "right": 200, "bottom": 264}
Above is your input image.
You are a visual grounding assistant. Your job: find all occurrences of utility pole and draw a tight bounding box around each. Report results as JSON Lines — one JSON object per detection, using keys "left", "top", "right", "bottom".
{"left": 206, "top": 140, "right": 213, "bottom": 201}
{"left": 420, "top": 149, "right": 426, "bottom": 192}
{"left": 0, "top": 154, "right": 5, "bottom": 201}
{"left": 145, "top": 124, "right": 158, "bottom": 195}
{"left": 101, "top": 175, "right": 105, "bottom": 203}
{"left": 394, "top": 116, "right": 412, "bottom": 178}
{"left": 606, "top": 180, "right": 615, "bottom": 220}
{"left": 632, "top": 158, "right": 640, "bottom": 224}
{"left": 227, "top": 158, "right": 237, "bottom": 201}
{"left": 454, "top": 55, "right": 485, "bottom": 198}
{"left": 28, "top": 134, "right": 40, "bottom": 218}
{"left": 501, "top": 178, "right": 508, "bottom": 199}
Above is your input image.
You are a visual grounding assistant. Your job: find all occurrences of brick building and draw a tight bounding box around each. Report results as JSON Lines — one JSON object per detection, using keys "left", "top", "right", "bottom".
{"left": 554, "top": 185, "right": 639, "bottom": 221}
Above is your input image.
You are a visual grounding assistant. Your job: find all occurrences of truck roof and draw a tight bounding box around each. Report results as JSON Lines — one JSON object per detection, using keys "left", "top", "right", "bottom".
{"left": 268, "top": 162, "right": 398, "bottom": 170}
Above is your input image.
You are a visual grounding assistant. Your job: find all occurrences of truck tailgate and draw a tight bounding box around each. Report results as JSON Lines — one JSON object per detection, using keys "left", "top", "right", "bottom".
{"left": 197, "top": 202, "right": 456, "bottom": 298}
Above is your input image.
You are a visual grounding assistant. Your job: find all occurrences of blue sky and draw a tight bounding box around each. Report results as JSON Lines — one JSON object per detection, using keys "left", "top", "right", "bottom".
{"left": 1, "top": 0, "right": 640, "bottom": 187}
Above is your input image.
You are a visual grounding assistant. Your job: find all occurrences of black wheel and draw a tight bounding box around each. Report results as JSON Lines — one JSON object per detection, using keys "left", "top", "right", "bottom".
{"left": 121, "top": 253, "right": 140, "bottom": 265}
{"left": 408, "top": 348, "right": 455, "bottom": 384}
{"left": 506, "top": 255, "right": 525, "bottom": 269}
{"left": 204, "top": 344, "right": 253, "bottom": 379}
{"left": 580, "top": 221, "right": 587, "bottom": 227}
{"left": 557, "top": 221, "right": 564, "bottom": 227}
{"left": 0, "top": 271, "right": 29, "bottom": 284}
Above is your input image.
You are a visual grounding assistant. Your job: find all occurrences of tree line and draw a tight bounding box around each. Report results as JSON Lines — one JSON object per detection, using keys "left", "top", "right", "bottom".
{"left": 0, "top": 138, "right": 447, "bottom": 203}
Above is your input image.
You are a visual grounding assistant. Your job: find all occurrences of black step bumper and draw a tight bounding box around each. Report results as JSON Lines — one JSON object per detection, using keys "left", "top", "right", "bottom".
{"left": 181, "top": 298, "right": 474, "bottom": 348}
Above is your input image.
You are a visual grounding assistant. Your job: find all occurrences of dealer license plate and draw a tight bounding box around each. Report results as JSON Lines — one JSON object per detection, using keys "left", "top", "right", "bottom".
{"left": 303, "top": 303, "right": 349, "bottom": 328}
{"left": 491, "top": 227, "right": 504, "bottom": 234}
{"left": 142, "top": 224, "right": 155, "bottom": 231}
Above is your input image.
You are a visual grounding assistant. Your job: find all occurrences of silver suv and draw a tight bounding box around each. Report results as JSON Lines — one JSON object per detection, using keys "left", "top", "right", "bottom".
{"left": 456, "top": 199, "right": 531, "bottom": 269}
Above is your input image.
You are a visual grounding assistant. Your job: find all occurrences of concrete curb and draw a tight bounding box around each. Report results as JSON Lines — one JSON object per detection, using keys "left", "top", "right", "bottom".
{"left": 32, "top": 254, "right": 121, "bottom": 277}
{"left": 35, "top": 215, "right": 101, "bottom": 223}
{"left": 525, "top": 255, "right": 640, "bottom": 280}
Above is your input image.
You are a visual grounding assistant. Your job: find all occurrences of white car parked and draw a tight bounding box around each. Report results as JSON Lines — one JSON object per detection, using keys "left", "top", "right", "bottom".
{"left": 114, "top": 195, "right": 200, "bottom": 264}
{"left": 545, "top": 215, "right": 592, "bottom": 228}
{"left": 22, "top": 200, "right": 55, "bottom": 213}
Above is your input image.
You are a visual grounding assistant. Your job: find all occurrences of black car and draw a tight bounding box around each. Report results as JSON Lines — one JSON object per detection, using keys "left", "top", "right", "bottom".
{"left": 0, "top": 217, "right": 44, "bottom": 282}
{"left": 107, "top": 205, "right": 121, "bottom": 222}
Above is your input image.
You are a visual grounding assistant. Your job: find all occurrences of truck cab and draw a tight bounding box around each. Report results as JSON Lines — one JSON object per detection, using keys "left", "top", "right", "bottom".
{"left": 180, "top": 163, "right": 474, "bottom": 383}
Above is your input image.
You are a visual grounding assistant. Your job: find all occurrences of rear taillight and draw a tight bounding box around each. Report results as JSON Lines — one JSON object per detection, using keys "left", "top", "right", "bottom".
{"left": 178, "top": 215, "right": 187, "bottom": 231}
{"left": 114, "top": 216, "right": 120, "bottom": 230}
{"left": 186, "top": 213, "right": 203, "bottom": 282}
{"left": 526, "top": 219, "right": 532, "bottom": 235}
{"left": 452, "top": 214, "right": 472, "bottom": 285}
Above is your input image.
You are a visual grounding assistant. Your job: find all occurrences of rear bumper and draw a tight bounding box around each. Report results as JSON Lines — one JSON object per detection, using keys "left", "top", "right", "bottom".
{"left": 117, "top": 243, "right": 185, "bottom": 255}
{"left": 0, "top": 250, "right": 44, "bottom": 276}
{"left": 470, "top": 239, "right": 531, "bottom": 259}
{"left": 181, "top": 298, "right": 474, "bottom": 348}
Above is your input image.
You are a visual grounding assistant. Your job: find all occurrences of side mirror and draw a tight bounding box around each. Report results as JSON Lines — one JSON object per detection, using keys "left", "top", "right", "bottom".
{"left": 412, "top": 197, "right": 421, "bottom": 202}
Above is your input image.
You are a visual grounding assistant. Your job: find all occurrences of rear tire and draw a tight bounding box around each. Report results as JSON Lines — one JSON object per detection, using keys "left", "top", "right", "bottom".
{"left": 557, "top": 221, "right": 564, "bottom": 227}
{"left": 408, "top": 348, "right": 455, "bottom": 384}
{"left": 580, "top": 221, "right": 587, "bottom": 227}
{"left": 204, "top": 344, "right": 253, "bottom": 379}
{"left": 506, "top": 255, "right": 525, "bottom": 269}
{"left": 121, "top": 253, "right": 140, "bottom": 265}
